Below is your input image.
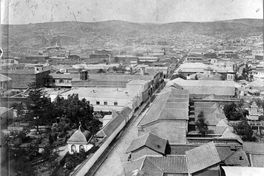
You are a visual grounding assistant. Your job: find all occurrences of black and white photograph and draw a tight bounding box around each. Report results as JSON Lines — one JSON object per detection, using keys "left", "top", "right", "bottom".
{"left": 0, "top": 0, "right": 263, "bottom": 175}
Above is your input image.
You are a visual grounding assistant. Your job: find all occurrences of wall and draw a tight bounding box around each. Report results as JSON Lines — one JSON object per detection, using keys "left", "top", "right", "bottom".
{"left": 71, "top": 119, "right": 126, "bottom": 176}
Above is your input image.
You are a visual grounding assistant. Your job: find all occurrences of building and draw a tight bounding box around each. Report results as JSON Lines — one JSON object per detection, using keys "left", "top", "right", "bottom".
{"left": 170, "top": 78, "right": 239, "bottom": 98}
{"left": 243, "top": 142, "right": 264, "bottom": 167}
{"left": 126, "top": 133, "right": 168, "bottom": 161}
{"left": 60, "top": 80, "right": 149, "bottom": 112}
{"left": 0, "top": 74, "right": 12, "bottom": 91}
{"left": 47, "top": 70, "right": 88, "bottom": 88}
{"left": 0, "top": 68, "right": 50, "bottom": 89}
{"left": 67, "top": 128, "right": 93, "bottom": 154}
{"left": 186, "top": 142, "right": 249, "bottom": 176}
{"left": 138, "top": 85, "right": 189, "bottom": 144}
{"left": 247, "top": 102, "right": 263, "bottom": 121}
{"left": 124, "top": 155, "right": 188, "bottom": 176}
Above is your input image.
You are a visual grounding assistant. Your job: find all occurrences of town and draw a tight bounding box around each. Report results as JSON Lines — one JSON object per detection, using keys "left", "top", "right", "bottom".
{"left": 0, "top": 1, "right": 264, "bottom": 176}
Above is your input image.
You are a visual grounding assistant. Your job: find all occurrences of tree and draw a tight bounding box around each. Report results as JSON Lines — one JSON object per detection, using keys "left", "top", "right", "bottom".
{"left": 233, "top": 120, "right": 256, "bottom": 141}
{"left": 53, "top": 94, "right": 102, "bottom": 135}
{"left": 195, "top": 111, "right": 208, "bottom": 136}
{"left": 223, "top": 103, "right": 244, "bottom": 121}
{"left": 26, "top": 86, "right": 55, "bottom": 125}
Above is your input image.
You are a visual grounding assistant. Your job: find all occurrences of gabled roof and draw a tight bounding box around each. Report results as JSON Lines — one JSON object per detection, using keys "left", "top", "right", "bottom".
{"left": 224, "top": 149, "right": 250, "bottom": 166}
{"left": 67, "top": 129, "right": 89, "bottom": 144}
{"left": 125, "top": 155, "right": 188, "bottom": 176}
{"left": 126, "top": 133, "right": 167, "bottom": 154}
{"left": 139, "top": 86, "right": 189, "bottom": 126}
{"left": 186, "top": 142, "right": 221, "bottom": 174}
{"left": 96, "top": 107, "right": 131, "bottom": 138}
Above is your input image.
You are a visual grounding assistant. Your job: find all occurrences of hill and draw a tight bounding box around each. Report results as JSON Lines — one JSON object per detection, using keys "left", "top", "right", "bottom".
{"left": 1, "top": 18, "right": 263, "bottom": 55}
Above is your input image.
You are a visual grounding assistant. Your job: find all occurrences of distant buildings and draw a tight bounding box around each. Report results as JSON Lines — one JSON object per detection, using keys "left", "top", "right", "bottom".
{"left": 0, "top": 67, "right": 50, "bottom": 89}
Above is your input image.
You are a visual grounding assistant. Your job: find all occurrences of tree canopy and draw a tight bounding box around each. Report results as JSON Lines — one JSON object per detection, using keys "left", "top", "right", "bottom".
{"left": 223, "top": 103, "right": 244, "bottom": 121}
{"left": 233, "top": 120, "right": 256, "bottom": 141}
{"left": 25, "top": 87, "right": 102, "bottom": 135}
{"left": 195, "top": 111, "right": 208, "bottom": 136}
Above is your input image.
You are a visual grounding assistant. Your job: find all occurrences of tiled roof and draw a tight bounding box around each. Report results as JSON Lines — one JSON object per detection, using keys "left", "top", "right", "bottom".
{"left": 186, "top": 142, "right": 221, "bottom": 173}
{"left": 125, "top": 155, "right": 188, "bottom": 176}
{"left": 126, "top": 133, "right": 167, "bottom": 154}
{"left": 243, "top": 142, "right": 264, "bottom": 154}
{"left": 224, "top": 149, "right": 250, "bottom": 166}
{"left": 67, "top": 129, "right": 89, "bottom": 144}
{"left": 139, "top": 86, "right": 189, "bottom": 126}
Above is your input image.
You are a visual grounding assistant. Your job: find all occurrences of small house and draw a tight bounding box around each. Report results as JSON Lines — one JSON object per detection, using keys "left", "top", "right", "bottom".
{"left": 67, "top": 128, "right": 93, "bottom": 154}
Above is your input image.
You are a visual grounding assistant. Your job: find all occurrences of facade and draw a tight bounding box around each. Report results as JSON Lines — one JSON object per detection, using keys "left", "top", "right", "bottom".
{"left": 0, "top": 69, "right": 50, "bottom": 89}
{"left": 0, "top": 74, "right": 12, "bottom": 91}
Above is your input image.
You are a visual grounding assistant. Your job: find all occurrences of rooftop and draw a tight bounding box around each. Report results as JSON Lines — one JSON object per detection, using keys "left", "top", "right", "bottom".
{"left": 138, "top": 86, "right": 189, "bottom": 127}
{"left": 126, "top": 133, "right": 168, "bottom": 154}
{"left": 186, "top": 142, "right": 221, "bottom": 174}
{"left": 125, "top": 155, "right": 188, "bottom": 176}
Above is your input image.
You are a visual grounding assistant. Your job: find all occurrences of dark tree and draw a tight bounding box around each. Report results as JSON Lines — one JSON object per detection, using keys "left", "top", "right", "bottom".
{"left": 233, "top": 120, "right": 256, "bottom": 141}
{"left": 53, "top": 94, "right": 102, "bottom": 135}
{"left": 223, "top": 103, "right": 244, "bottom": 121}
{"left": 26, "top": 86, "right": 55, "bottom": 125}
{"left": 195, "top": 111, "right": 208, "bottom": 136}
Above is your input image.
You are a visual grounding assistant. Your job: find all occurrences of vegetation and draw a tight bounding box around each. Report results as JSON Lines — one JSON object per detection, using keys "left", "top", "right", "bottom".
{"left": 9, "top": 85, "right": 103, "bottom": 176}
{"left": 195, "top": 111, "right": 208, "bottom": 136}
{"left": 233, "top": 120, "right": 256, "bottom": 141}
{"left": 24, "top": 86, "right": 102, "bottom": 134}
{"left": 223, "top": 103, "right": 245, "bottom": 121}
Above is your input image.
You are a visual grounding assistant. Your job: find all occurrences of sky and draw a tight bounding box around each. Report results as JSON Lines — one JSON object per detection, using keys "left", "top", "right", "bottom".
{"left": 1, "top": 0, "right": 263, "bottom": 24}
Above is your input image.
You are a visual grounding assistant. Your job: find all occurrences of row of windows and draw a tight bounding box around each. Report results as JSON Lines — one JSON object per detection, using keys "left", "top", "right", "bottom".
{"left": 95, "top": 101, "right": 118, "bottom": 106}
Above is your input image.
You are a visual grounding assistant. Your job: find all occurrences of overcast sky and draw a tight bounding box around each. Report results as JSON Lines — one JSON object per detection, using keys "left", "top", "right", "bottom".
{"left": 1, "top": 0, "right": 263, "bottom": 24}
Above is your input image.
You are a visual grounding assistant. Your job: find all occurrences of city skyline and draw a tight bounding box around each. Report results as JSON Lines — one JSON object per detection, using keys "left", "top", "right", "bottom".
{"left": 1, "top": 0, "right": 263, "bottom": 24}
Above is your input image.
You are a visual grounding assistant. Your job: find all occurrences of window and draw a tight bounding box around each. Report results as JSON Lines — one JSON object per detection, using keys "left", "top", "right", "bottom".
{"left": 104, "top": 101, "right": 107, "bottom": 105}
{"left": 71, "top": 144, "right": 77, "bottom": 153}
{"left": 96, "top": 101, "right": 100, "bottom": 105}
{"left": 79, "top": 145, "right": 85, "bottom": 152}
{"left": 114, "top": 102, "right": 118, "bottom": 106}
{"left": 239, "top": 156, "right": 243, "bottom": 160}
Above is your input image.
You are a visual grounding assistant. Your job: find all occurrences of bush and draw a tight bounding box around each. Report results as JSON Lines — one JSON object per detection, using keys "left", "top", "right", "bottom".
{"left": 233, "top": 120, "right": 256, "bottom": 141}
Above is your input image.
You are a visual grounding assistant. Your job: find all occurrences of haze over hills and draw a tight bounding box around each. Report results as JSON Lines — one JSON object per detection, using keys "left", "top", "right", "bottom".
{"left": 1, "top": 18, "right": 263, "bottom": 56}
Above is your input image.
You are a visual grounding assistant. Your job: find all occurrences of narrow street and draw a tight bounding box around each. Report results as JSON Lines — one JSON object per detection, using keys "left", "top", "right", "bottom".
{"left": 92, "top": 100, "right": 153, "bottom": 176}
